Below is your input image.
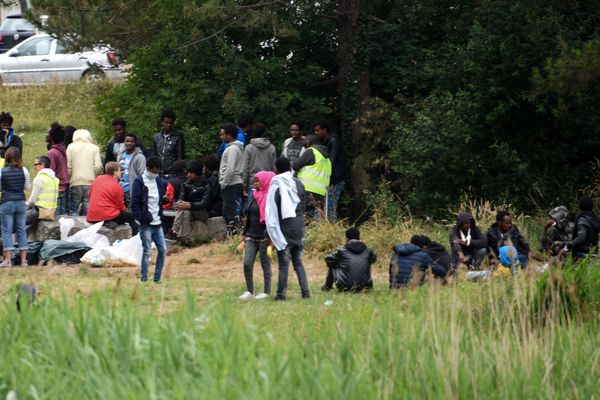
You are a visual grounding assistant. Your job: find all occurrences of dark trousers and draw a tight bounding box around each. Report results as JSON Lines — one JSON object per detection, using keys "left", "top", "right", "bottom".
{"left": 276, "top": 242, "right": 310, "bottom": 297}
{"left": 221, "top": 183, "right": 243, "bottom": 226}
{"left": 243, "top": 239, "right": 272, "bottom": 294}
{"left": 451, "top": 246, "right": 487, "bottom": 270}
{"left": 89, "top": 211, "right": 138, "bottom": 235}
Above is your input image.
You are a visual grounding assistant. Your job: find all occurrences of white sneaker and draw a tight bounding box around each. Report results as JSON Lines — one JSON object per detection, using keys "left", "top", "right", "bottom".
{"left": 254, "top": 293, "right": 269, "bottom": 299}
{"left": 239, "top": 291, "right": 253, "bottom": 300}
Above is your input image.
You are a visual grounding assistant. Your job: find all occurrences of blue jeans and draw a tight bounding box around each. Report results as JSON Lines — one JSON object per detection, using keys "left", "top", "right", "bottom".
{"left": 56, "top": 190, "right": 68, "bottom": 216}
{"left": 140, "top": 224, "right": 166, "bottom": 282}
{"left": 69, "top": 185, "right": 90, "bottom": 216}
{"left": 326, "top": 181, "right": 345, "bottom": 222}
{"left": 518, "top": 254, "right": 529, "bottom": 269}
{"left": 0, "top": 200, "right": 28, "bottom": 252}
{"left": 276, "top": 242, "right": 310, "bottom": 298}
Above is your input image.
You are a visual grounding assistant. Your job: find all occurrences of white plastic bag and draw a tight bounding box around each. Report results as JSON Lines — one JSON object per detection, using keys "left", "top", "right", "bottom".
{"left": 81, "top": 234, "right": 143, "bottom": 267}
{"left": 65, "top": 221, "right": 110, "bottom": 248}
{"left": 59, "top": 217, "right": 75, "bottom": 240}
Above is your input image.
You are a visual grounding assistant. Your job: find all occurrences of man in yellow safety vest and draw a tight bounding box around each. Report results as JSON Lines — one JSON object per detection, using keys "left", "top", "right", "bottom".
{"left": 293, "top": 134, "right": 331, "bottom": 218}
{"left": 26, "top": 155, "right": 59, "bottom": 225}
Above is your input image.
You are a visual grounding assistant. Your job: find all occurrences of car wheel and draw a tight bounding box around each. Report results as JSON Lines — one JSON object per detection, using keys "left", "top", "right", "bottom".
{"left": 81, "top": 68, "right": 105, "bottom": 82}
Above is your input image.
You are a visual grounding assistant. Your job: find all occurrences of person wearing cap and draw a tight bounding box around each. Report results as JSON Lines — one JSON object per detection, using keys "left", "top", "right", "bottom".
{"left": 66, "top": 128, "right": 102, "bottom": 216}
{"left": 321, "top": 227, "right": 376, "bottom": 292}
{"left": 541, "top": 206, "right": 575, "bottom": 257}
{"left": 561, "top": 197, "right": 600, "bottom": 260}
{"left": 173, "top": 160, "right": 211, "bottom": 246}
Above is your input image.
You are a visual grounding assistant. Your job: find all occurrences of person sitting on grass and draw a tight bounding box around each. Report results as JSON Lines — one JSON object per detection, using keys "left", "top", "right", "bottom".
{"left": 541, "top": 206, "right": 575, "bottom": 257}
{"left": 561, "top": 197, "right": 600, "bottom": 260}
{"left": 26, "top": 155, "right": 59, "bottom": 226}
{"left": 87, "top": 161, "right": 138, "bottom": 235}
{"left": 389, "top": 238, "right": 448, "bottom": 288}
{"left": 409, "top": 235, "right": 453, "bottom": 272}
{"left": 131, "top": 156, "right": 168, "bottom": 283}
{"left": 239, "top": 171, "right": 276, "bottom": 300}
{"left": 321, "top": 227, "right": 376, "bottom": 292}
{"left": 486, "top": 211, "right": 531, "bottom": 268}
{"left": 449, "top": 212, "right": 487, "bottom": 270}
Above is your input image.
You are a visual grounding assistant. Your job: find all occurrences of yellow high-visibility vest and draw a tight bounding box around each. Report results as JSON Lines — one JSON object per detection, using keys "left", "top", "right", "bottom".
{"left": 297, "top": 147, "right": 331, "bottom": 196}
{"left": 35, "top": 171, "right": 59, "bottom": 209}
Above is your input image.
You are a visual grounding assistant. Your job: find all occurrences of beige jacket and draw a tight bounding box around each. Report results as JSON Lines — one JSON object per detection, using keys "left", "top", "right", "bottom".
{"left": 67, "top": 129, "right": 102, "bottom": 186}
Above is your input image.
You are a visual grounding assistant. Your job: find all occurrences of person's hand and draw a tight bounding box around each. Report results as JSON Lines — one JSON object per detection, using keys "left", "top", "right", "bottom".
{"left": 237, "top": 237, "right": 246, "bottom": 252}
{"left": 243, "top": 189, "right": 248, "bottom": 197}
{"left": 458, "top": 253, "right": 468, "bottom": 263}
{"left": 175, "top": 201, "right": 191, "bottom": 210}
{"left": 544, "top": 219, "right": 555, "bottom": 230}
{"left": 454, "top": 239, "right": 465, "bottom": 246}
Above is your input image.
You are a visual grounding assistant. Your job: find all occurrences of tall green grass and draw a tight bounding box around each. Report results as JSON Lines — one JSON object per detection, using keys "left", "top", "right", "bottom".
{"left": 1, "top": 270, "right": 599, "bottom": 399}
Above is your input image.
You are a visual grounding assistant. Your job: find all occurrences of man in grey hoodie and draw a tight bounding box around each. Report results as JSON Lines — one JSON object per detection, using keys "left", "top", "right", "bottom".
{"left": 219, "top": 123, "right": 244, "bottom": 229}
{"left": 117, "top": 133, "right": 146, "bottom": 207}
{"left": 242, "top": 122, "right": 276, "bottom": 206}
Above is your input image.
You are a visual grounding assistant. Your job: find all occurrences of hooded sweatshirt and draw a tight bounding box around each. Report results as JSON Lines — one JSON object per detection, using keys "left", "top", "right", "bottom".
{"left": 219, "top": 140, "right": 244, "bottom": 188}
{"left": 48, "top": 143, "right": 69, "bottom": 192}
{"left": 448, "top": 212, "right": 487, "bottom": 254}
{"left": 241, "top": 138, "right": 276, "bottom": 191}
{"left": 568, "top": 211, "right": 600, "bottom": 255}
{"left": 67, "top": 129, "right": 102, "bottom": 187}
{"left": 117, "top": 147, "right": 146, "bottom": 192}
{"left": 325, "top": 239, "right": 376, "bottom": 291}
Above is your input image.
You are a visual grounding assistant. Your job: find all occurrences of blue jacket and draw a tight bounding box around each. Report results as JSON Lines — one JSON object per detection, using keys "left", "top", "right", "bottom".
{"left": 389, "top": 243, "right": 437, "bottom": 288}
{"left": 131, "top": 174, "right": 167, "bottom": 225}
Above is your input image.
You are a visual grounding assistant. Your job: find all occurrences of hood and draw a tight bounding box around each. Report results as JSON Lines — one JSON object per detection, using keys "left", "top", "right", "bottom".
{"left": 346, "top": 239, "right": 367, "bottom": 254}
{"left": 249, "top": 138, "right": 272, "bottom": 149}
{"left": 38, "top": 168, "right": 56, "bottom": 178}
{"left": 549, "top": 205, "right": 569, "bottom": 229}
{"left": 50, "top": 142, "right": 67, "bottom": 156}
{"left": 228, "top": 140, "right": 244, "bottom": 151}
{"left": 311, "top": 144, "right": 328, "bottom": 158}
{"left": 393, "top": 243, "right": 422, "bottom": 256}
{"left": 426, "top": 242, "right": 446, "bottom": 253}
{"left": 73, "top": 129, "right": 94, "bottom": 144}
{"left": 456, "top": 212, "right": 475, "bottom": 228}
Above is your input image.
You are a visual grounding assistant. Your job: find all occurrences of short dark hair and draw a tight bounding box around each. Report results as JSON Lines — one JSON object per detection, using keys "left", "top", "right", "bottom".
{"left": 579, "top": 196, "right": 594, "bottom": 211}
{"left": 186, "top": 160, "right": 203, "bottom": 176}
{"left": 48, "top": 122, "right": 65, "bottom": 144}
{"left": 410, "top": 235, "right": 432, "bottom": 248}
{"left": 0, "top": 111, "right": 14, "bottom": 126}
{"left": 111, "top": 117, "right": 126, "bottom": 127}
{"left": 124, "top": 133, "right": 137, "bottom": 144}
{"left": 64, "top": 125, "right": 76, "bottom": 146}
{"left": 346, "top": 227, "right": 360, "bottom": 240}
{"left": 160, "top": 110, "right": 176, "bottom": 122}
{"left": 220, "top": 123, "right": 237, "bottom": 137}
{"left": 251, "top": 122, "right": 267, "bottom": 139}
{"left": 37, "top": 155, "right": 51, "bottom": 168}
{"left": 172, "top": 160, "right": 187, "bottom": 175}
{"left": 237, "top": 113, "right": 254, "bottom": 129}
{"left": 496, "top": 210, "right": 511, "bottom": 222}
{"left": 275, "top": 156, "right": 291, "bottom": 173}
{"left": 203, "top": 154, "right": 219, "bottom": 172}
{"left": 305, "top": 133, "right": 321, "bottom": 146}
{"left": 105, "top": 161, "right": 119, "bottom": 176}
{"left": 146, "top": 156, "right": 163, "bottom": 170}
{"left": 313, "top": 120, "right": 331, "bottom": 131}
{"left": 291, "top": 119, "right": 303, "bottom": 130}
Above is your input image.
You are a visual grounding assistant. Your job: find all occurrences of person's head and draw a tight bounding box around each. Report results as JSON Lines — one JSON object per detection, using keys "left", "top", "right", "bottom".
{"left": 111, "top": 117, "right": 127, "bottom": 139}
{"left": 34, "top": 155, "right": 51, "bottom": 172}
{"left": 410, "top": 235, "right": 432, "bottom": 248}
{"left": 46, "top": 122, "right": 65, "bottom": 145}
{"left": 4, "top": 146, "right": 22, "bottom": 168}
{"left": 579, "top": 196, "right": 594, "bottom": 212}
{"left": 202, "top": 154, "right": 219, "bottom": 174}
{"left": 124, "top": 133, "right": 137, "bottom": 152}
{"left": 0, "top": 111, "right": 14, "bottom": 130}
{"left": 290, "top": 120, "right": 303, "bottom": 140}
{"left": 160, "top": 110, "right": 176, "bottom": 132}
{"left": 64, "top": 125, "right": 76, "bottom": 146}
{"left": 346, "top": 227, "right": 360, "bottom": 242}
{"left": 146, "top": 156, "right": 163, "bottom": 175}
{"left": 496, "top": 211, "right": 512, "bottom": 233}
{"left": 105, "top": 161, "right": 120, "bottom": 178}
{"left": 220, "top": 123, "right": 237, "bottom": 143}
{"left": 186, "top": 160, "right": 203, "bottom": 182}
{"left": 275, "top": 156, "right": 291, "bottom": 174}
{"left": 304, "top": 133, "right": 320, "bottom": 148}
{"left": 251, "top": 122, "right": 267, "bottom": 139}
{"left": 237, "top": 113, "right": 255, "bottom": 133}
{"left": 313, "top": 120, "right": 331, "bottom": 141}
{"left": 253, "top": 171, "right": 276, "bottom": 191}
{"left": 172, "top": 160, "right": 187, "bottom": 177}
{"left": 457, "top": 212, "right": 473, "bottom": 231}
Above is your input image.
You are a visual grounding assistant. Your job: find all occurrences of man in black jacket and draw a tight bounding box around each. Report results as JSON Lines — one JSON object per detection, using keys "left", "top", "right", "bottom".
{"left": 314, "top": 120, "right": 345, "bottom": 222}
{"left": 151, "top": 110, "right": 185, "bottom": 178}
{"left": 449, "top": 212, "right": 487, "bottom": 270}
{"left": 322, "top": 227, "right": 375, "bottom": 292}
{"left": 173, "top": 160, "right": 212, "bottom": 246}
{"left": 486, "top": 211, "right": 531, "bottom": 268}
{"left": 202, "top": 154, "right": 222, "bottom": 217}
{"left": 563, "top": 197, "right": 600, "bottom": 259}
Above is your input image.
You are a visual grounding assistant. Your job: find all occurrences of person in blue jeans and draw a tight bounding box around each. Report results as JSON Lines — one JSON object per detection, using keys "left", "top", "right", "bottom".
{"left": 131, "top": 156, "right": 168, "bottom": 283}
{"left": 0, "top": 147, "right": 31, "bottom": 267}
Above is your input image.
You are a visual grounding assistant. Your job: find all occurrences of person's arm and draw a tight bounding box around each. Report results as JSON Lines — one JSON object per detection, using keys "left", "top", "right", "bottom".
{"left": 27, "top": 176, "right": 43, "bottom": 206}
{"left": 369, "top": 249, "right": 377, "bottom": 265}
{"left": 325, "top": 249, "right": 340, "bottom": 269}
{"left": 193, "top": 182, "right": 215, "bottom": 210}
{"left": 513, "top": 226, "right": 530, "bottom": 253}
{"left": 327, "top": 137, "right": 340, "bottom": 169}
{"left": 292, "top": 148, "right": 315, "bottom": 173}
{"left": 177, "top": 134, "right": 185, "bottom": 160}
{"left": 67, "top": 147, "right": 73, "bottom": 177}
{"left": 469, "top": 227, "right": 487, "bottom": 248}
{"left": 151, "top": 135, "right": 158, "bottom": 157}
{"left": 241, "top": 146, "right": 251, "bottom": 192}
{"left": 221, "top": 146, "right": 242, "bottom": 188}
{"left": 104, "top": 142, "right": 113, "bottom": 165}
{"left": 23, "top": 167, "right": 31, "bottom": 191}
{"left": 93, "top": 148, "right": 102, "bottom": 175}
{"left": 567, "top": 223, "right": 588, "bottom": 250}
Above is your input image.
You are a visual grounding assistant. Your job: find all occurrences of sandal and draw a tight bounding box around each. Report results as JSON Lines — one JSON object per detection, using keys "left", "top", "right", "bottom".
{"left": 0, "top": 260, "right": 13, "bottom": 267}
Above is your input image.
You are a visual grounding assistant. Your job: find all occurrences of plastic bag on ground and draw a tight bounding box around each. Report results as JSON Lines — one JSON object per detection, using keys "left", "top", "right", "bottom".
{"left": 59, "top": 217, "right": 75, "bottom": 240}
{"left": 62, "top": 220, "right": 110, "bottom": 248}
{"left": 81, "top": 234, "right": 143, "bottom": 267}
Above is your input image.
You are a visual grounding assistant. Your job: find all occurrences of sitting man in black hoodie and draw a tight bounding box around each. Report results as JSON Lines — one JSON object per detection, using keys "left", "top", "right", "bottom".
{"left": 449, "top": 212, "right": 487, "bottom": 270}
{"left": 410, "top": 235, "right": 453, "bottom": 272}
{"left": 322, "top": 227, "right": 376, "bottom": 292}
{"left": 562, "top": 197, "right": 600, "bottom": 260}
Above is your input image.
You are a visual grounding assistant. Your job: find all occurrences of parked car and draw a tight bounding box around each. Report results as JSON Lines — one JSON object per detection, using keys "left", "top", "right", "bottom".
{"left": 0, "top": 34, "right": 127, "bottom": 86}
{"left": 0, "top": 14, "right": 37, "bottom": 53}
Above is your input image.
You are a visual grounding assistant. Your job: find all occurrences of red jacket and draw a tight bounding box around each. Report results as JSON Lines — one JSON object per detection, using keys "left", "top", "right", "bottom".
{"left": 87, "top": 174, "right": 126, "bottom": 222}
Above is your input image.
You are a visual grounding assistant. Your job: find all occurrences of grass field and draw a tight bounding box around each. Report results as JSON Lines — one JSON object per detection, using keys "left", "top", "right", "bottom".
{"left": 1, "top": 85, "right": 599, "bottom": 399}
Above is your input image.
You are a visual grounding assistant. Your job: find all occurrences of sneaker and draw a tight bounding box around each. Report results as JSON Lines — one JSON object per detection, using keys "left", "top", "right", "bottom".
{"left": 274, "top": 295, "right": 286, "bottom": 301}
{"left": 239, "top": 291, "right": 253, "bottom": 300}
{"left": 321, "top": 285, "right": 333, "bottom": 292}
{"left": 302, "top": 292, "right": 311, "bottom": 299}
{"left": 254, "top": 293, "right": 269, "bottom": 299}
{"left": 0, "top": 260, "right": 12, "bottom": 267}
